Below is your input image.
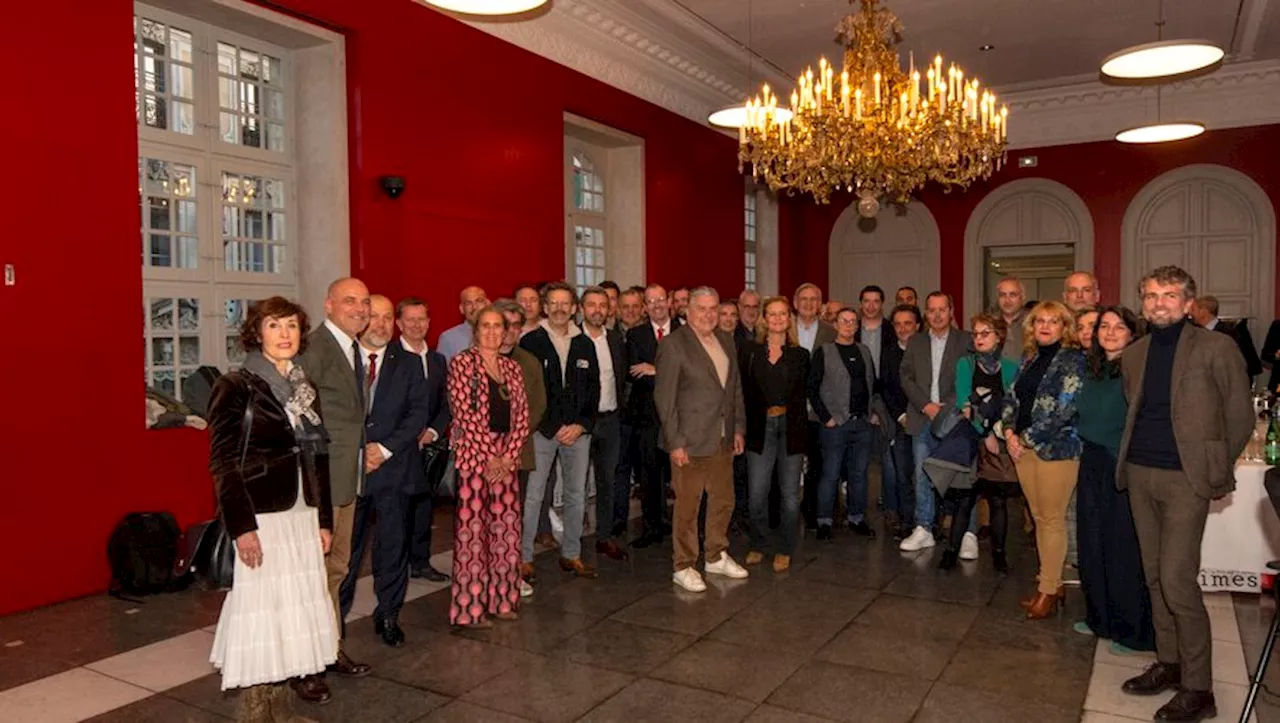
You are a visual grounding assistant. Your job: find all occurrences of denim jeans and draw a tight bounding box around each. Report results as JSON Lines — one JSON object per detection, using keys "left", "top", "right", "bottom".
{"left": 523, "top": 431, "right": 592, "bottom": 561}
{"left": 881, "top": 428, "right": 914, "bottom": 523}
{"left": 913, "top": 430, "right": 977, "bottom": 533}
{"left": 818, "top": 417, "right": 874, "bottom": 525}
{"left": 746, "top": 415, "right": 803, "bottom": 554}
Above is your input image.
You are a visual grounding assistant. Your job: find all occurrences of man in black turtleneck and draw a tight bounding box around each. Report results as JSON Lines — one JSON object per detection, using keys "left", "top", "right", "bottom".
{"left": 1115, "top": 266, "right": 1254, "bottom": 723}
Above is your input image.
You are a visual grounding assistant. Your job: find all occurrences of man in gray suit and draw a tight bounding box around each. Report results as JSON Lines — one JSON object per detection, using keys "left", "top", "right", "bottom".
{"left": 294, "top": 277, "right": 373, "bottom": 701}
{"left": 655, "top": 287, "right": 748, "bottom": 593}
{"left": 1115, "top": 266, "right": 1253, "bottom": 722}
{"left": 898, "top": 292, "right": 974, "bottom": 556}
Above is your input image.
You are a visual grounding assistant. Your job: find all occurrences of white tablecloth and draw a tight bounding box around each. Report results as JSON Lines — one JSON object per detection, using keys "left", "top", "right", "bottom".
{"left": 1199, "top": 462, "right": 1280, "bottom": 592}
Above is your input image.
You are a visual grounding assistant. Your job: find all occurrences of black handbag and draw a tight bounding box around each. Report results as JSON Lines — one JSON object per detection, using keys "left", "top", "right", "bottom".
{"left": 422, "top": 438, "right": 453, "bottom": 499}
{"left": 185, "top": 385, "right": 256, "bottom": 589}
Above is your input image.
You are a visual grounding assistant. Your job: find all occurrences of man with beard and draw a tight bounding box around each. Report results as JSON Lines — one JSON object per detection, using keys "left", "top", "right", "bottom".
{"left": 995, "top": 277, "right": 1028, "bottom": 361}
{"left": 895, "top": 286, "right": 919, "bottom": 309}
{"left": 671, "top": 286, "right": 691, "bottom": 321}
{"left": 581, "top": 287, "right": 629, "bottom": 561}
{"left": 1116, "top": 266, "right": 1252, "bottom": 721}
{"left": 338, "top": 295, "right": 429, "bottom": 648}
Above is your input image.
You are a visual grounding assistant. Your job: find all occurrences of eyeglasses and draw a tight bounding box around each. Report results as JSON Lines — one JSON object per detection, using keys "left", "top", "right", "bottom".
{"left": 973, "top": 330, "right": 995, "bottom": 338}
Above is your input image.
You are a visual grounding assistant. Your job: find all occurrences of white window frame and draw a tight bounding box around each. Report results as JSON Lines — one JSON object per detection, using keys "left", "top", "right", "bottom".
{"left": 567, "top": 146, "right": 608, "bottom": 293}
{"left": 136, "top": 1, "right": 297, "bottom": 401}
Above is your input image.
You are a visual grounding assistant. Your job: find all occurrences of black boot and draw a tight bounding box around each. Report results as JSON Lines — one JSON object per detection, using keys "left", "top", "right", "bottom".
{"left": 1122, "top": 662, "right": 1181, "bottom": 696}
{"left": 993, "top": 548, "right": 1009, "bottom": 574}
{"left": 938, "top": 549, "right": 958, "bottom": 570}
{"left": 1155, "top": 690, "right": 1216, "bottom": 721}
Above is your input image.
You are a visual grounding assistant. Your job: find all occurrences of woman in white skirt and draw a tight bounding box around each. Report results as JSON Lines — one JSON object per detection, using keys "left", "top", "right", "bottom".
{"left": 208, "top": 296, "right": 337, "bottom": 723}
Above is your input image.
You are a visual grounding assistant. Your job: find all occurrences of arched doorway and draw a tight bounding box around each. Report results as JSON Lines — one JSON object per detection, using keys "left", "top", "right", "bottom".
{"left": 828, "top": 202, "right": 940, "bottom": 309}
{"left": 964, "top": 178, "right": 1094, "bottom": 316}
{"left": 1121, "top": 164, "right": 1276, "bottom": 321}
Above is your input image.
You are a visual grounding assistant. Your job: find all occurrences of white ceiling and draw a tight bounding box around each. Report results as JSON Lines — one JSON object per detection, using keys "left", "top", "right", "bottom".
{"left": 669, "top": 0, "right": 1280, "bottom": 92}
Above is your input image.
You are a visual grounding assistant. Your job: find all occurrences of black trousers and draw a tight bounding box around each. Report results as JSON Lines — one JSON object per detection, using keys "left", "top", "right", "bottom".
{"left": 802, "top": 420, "right": 823, "bottom": 528}
{"left": 408, "top": 491, "right": 434, "bottom": 570}
{"left": 614, "top": 422, "right": 635, "bottom": 534}
{"left": 591, "top": 411, "right": 622, "bottom": 540}
{"left": 1079, "top": 443, "right": 1155, "bottom": 651}
{"left": 943, "top": 481, "right": 1017, "bottom": 554}
{"left": 338, "top": 489, "right": 411, "bottom": 628}
{"left": 634, "top": 425, "right": 669, "bottom": 534}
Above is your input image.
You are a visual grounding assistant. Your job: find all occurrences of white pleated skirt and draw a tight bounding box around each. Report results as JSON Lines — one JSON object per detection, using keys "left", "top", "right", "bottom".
{"left": 210, "top": 475, "right": 338, "bottom": 691}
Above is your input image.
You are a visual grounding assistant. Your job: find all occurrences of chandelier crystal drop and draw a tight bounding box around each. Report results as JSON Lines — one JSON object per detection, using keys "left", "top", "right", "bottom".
{"left": 421, "top": 0, "right": 548, "bottom": 16}
{"left": 738, "top": 0, "right": 1008, "bottom": 207}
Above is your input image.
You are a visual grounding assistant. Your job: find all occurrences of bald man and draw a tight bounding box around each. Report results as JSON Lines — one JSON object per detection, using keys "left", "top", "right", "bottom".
{"left": 437, "top": 285, "right": 488, "bottom": 361}
{"left": 1063, "top": 272, "right": 1100, "bottom": 313}
{"left": 295, "top": 277, "right": 374, "bottom": 702}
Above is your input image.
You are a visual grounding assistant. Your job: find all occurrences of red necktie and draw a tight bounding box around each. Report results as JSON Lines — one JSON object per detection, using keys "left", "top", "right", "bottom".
{"left": 657, "top": 326, "right": 665, "bottom": 341}
{"left": 367, "top": 352, "right": 378, "bottom": 387}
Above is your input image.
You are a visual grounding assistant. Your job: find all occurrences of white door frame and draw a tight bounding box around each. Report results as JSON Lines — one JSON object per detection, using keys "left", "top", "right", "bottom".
{"left": 964, "top": 178, "right": 1094, "bottom": 316}
{"left": 1120, "top": 163, "right": 1276, "bottom": 316}
{"left": 828, "top": 201, "right": 941, "bottom": 304}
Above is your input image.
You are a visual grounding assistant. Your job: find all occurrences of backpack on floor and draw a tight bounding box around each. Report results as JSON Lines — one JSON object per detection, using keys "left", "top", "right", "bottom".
{"left": 107, "top": 511, "right": 187, "bottom": 597}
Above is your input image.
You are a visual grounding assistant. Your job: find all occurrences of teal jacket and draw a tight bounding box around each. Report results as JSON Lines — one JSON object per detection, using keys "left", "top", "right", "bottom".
{"left": 955, "top": 355, "right": 1019, "bottom": 434}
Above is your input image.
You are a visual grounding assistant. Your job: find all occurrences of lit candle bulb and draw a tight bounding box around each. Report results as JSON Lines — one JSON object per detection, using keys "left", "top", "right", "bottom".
{"left": 1001, "top": 105, "right": 1009, "bottom": 140}
{"left": 874, "top": 72, "right": 881, "bottom": 106}
{"left": 938, "top": 82, "right": 947, "bottom": 113}
{"left": 911, "top": 70, "right": 920, "bottom": 109}
{"left": 927, "top": 67, "right": 935, "bottom": 101}
{"left": 842, "top": 82, "right": 850, "bottom": 116}
{"left": 900, "top": 91, "right": 908, "bottom": 122}
{"left": 855, "top": 87, "right": 862, "bottom": 119}
{"left": 790, "top": 90, "right": 799, "bottom": 114}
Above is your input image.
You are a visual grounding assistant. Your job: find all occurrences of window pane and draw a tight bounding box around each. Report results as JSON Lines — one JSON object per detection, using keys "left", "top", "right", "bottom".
{"left": 169, "top": 28, "right": 193, "bottom": 63}
{"left": 151, "top": 337, "right": 174, "bottom": 366}
{"left": 220, "top": 112, "right": 239, "bottom": 144}
{"left": 149, "top": 234, "right": 171, "bottom": 266}
{"left": 217, "top": 43, "right": 237, "bottom": 75}
{"left": 265, "top": 89, "right": 284, "bottom": 119}
{"left": 177, "top": 236, "right": 199, "bottom": 269}
{"left": 179, "top": 336, "right": 200, "bottom": 365}
{"left": 177, "top": 200, "right": 196, "bottom": 233}
{"left": 151, "top": 370, "right": 176, "bottom": 396}
{"left": 150, "top": 298, "right": 174, "bottom": 330}
{"left": 170, "top": 64, "right": 194, "bottom": 100}
{"left": 149, "top": 197, "right": 171, "bottom": 231}
{"left": 178, "top": 298, "right": 200, "bottom": 330}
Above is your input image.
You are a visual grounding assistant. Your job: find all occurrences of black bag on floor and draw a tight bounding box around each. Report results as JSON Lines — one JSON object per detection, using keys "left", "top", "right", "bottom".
{"left": 177, "top": 518, "right": 236, "bottom": 590}
{"left": 107, "top": 511, "right": 186, "bottom": 597}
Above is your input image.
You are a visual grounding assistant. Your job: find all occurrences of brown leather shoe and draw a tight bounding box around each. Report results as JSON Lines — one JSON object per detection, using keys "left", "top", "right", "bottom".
{"left": 559, "top": 557, "right": 598, "bottom": 578}
{"left": 520, "top": 562, "right": 537, "bottom": 583}
{"left": 1025, "top": 592, "right": 1060, "bottom": 620}
{"left": 495, "top": 611, "right": 520, "bottom": 622}
{"left": 745, "top": 551, "right": 765, "bottom": 565}
{"left": 290, "top": 675, "right": 332, "bottom": 705}
{"left": 772, "top": 554, "right": 791, "bottom": 573}
{"left": 1020, "top": 585, "right": 1066, "bottom": 608}
{"left": 535, "top": 532, "right": 558, "bottom": 549}
{"left": 327, "top": 649, "right": 371, "bottom": 677}
{"left": 595, "top": 539, "right": 630, "bottom": 561}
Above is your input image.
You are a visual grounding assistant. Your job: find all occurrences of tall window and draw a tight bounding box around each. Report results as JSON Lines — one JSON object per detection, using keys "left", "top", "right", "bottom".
{"left": 569, "top": 150, "right": 606, "bottom": 293}
{"left": 744, "top": 191, "right": 758, "bottom": 291}
{"left": 136, "top": 3, "right": 295, "bottom": 400}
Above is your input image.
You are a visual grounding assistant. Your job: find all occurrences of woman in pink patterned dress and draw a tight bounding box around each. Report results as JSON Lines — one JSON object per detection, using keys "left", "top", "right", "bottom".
{"left": 447, "top": 306, "right": 531, "bottom": 628}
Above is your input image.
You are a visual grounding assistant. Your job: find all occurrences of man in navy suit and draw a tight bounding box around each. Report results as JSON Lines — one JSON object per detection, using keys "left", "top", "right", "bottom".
{"left": 338, "top": 295, "right": 430, "bottom": 647}
{"left": 394, "top": 298, "right": 452, "bottom": 582}
{"left": 626, "top": 284, "right": 682, "bottom": 547}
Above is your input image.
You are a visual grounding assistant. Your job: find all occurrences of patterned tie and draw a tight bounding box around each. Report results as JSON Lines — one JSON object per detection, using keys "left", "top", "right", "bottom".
{"left": 657, "top": 326, "right": 665, "bottom": 341}
{"left": 367, "top": 352, "right": 378, "bottom": 388}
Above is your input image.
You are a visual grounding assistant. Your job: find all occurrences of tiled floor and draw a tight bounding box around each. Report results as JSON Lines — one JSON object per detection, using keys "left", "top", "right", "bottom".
{"left": 4, "top": 502, "right": 1280, "bottom": 722}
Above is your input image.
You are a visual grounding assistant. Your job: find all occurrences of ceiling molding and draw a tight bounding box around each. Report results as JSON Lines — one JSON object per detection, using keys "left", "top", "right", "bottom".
{"left": 1003, "top": 60, "right": 1280, "bottom": 148}
{"left": 440, "top": 1, "right": 1280, "bottom": 145}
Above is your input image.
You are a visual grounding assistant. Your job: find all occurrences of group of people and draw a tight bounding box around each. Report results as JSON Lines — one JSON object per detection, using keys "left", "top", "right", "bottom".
{"left": 204, "top": 263, "right": 1255, "bottom": 723}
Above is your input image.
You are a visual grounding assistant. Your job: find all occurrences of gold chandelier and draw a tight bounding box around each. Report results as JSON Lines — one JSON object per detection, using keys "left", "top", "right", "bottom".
{"left": 739, "top": 0, "right": 1009, "bottom": 214}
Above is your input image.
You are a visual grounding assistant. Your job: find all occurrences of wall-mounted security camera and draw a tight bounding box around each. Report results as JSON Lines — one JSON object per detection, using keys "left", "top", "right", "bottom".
{"left": 379, "top": 175, "right": 406, "bottom": 199}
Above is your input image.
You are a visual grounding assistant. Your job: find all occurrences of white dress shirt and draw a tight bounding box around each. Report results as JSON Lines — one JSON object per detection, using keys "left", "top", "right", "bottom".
{"left": 929, "top": 329, "right": 949, "bottom": 404}
{"left": 797, "top": 317, "right": 820, "bottom": 351}
{"left": 400, "top": 337, "right": 432, "bottom": 378}
{"left": 586, "top": 326, "right": 617, "bottom": 413}
{"left": 651, "top": 319, "right": 672, "bottom": 340}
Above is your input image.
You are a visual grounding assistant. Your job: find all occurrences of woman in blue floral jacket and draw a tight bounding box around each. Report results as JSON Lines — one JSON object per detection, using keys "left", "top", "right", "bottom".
{"left": 1000, "top": 300, "right": 1086, "bottom": 620}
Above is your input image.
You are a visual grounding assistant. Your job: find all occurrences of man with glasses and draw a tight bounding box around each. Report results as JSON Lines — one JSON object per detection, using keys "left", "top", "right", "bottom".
{"left": 737, "top": 290, "right": 762, "bottom": 348}
{"left": 625, "top": 284, "right": 682, "bottom": 547}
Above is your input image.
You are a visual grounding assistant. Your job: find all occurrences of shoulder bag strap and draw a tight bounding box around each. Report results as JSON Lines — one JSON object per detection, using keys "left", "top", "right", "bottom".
{"left": 239, "top": 383, "right": 256, "bottom": 471}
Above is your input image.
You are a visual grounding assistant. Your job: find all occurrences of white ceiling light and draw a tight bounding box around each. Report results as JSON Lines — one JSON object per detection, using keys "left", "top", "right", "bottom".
{"left": 1115, "top": 121, "right": 1205, "bottom": 144}
{"left": 709, "top": 104, "right": 792, "bottom": 129}
{"left": 1101, "top": 39, "right": 1224, "bottom": 85}
{"left": 421, "top": 0, "right": 548, "bottom": 16}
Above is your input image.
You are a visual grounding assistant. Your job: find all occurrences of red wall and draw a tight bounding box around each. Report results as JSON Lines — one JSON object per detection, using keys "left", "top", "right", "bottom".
{"left": 779, "top": 124, "right": 1280, "bottom": 319}
{"left": 0, "top": 0, "right": 742, "bottom": 614}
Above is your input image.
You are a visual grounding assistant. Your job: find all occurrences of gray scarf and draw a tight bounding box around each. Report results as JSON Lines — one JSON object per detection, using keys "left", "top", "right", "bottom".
{"left": 241, "top": 351, "right": 328, "bottom": 454}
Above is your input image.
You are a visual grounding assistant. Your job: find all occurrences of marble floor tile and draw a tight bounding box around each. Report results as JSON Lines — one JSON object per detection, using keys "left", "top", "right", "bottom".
{"left": 85, "top": 629, "right": 215, "bottom": 693}
{"left": 766, "top": 660, "right": 931, "bottom": 723}
{"left": 82, "top": 694, "right": 231, "bottom": 722}
{"left": 374, "top": 631, "right": 541, "bottom": 697}
{"left": 579, "top": 678, "right": 756, "bottom": 723}
{"left": 815, "top": 619, "right": 960, "bottom": 681}
{"left": 649, "top": 639, "right": 807, "bottom": 703}
{"left": 913, "top": 680, "right": 1080, "bottom": 723}
{"left": 415, "top": 699, "right": 534, "bottom": 722}
{"left": 1085, "top": 661, "right": 1258, "bottom": 723}
{"left": 546, "top": 618, "right": 694, "bottom": 675}
{"left": 0, "top": 667, "right": 151, "bottom": 723}
{"left": 459, "top": 655, "right": 632, "bottom": 722}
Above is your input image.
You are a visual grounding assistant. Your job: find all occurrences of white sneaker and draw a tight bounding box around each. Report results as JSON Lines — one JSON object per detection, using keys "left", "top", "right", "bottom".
{"left": 959, "top": 531, "right": 979, "bottom": 561}
{"left": 673, "top": 567, "right": 707, "bottom": 592}
{"left": 704, "top": 554, "right": 750, "bottom": 579}
{"left": 519, "top": 579, "right": 534, "bottom": 598}
{"left": 899, "top": 526, "right": 936, "bottom": 551}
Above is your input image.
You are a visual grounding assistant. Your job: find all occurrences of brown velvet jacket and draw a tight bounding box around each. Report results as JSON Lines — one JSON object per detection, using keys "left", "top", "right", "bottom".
{"left": 208, "top": 370, "right": 334, "bottom": 539}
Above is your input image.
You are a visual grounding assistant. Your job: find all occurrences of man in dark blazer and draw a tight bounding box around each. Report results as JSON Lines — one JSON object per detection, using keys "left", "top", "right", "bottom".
{"left": 880, "top": 304, "right": 920, "bottom": 541}
{"left": 625, "top": 283, "right": 682, "bottom": 547}
{"left": 898, "top": 291, "right": 973, "bottom": 554}
{"left": 519, "top": 282, "right": 601, "bottom": 579}
{"left": 1190, "top": 295, "right": 1263, "bottom": 382}
{"left": 295, "top": 277, "right": 374, "bottom": 703}
{"left": 654, "top": 287, "right": 747, "bottom": 592}
{"left": 1115, "top": 267, "right": 1253, "bottom": 721}
{"left": 581, "top": 286, "right": 629, "bottom": 561}
{"left": 393, "top": 298, "right": 452, "bottom": 584}
{"left": 337, "top": 295, "right": 430, "bottom": 647}
{"left": 793, "top": 283, "right": 837, "bottom": 529}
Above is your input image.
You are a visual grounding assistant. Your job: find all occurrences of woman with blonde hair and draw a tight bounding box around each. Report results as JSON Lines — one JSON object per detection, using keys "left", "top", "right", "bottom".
{"left": 1001, "top": 300, "right": 1087, "bottom": 619}
{"left": 740, "top": 297, "right": 809, "bottom": 571}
